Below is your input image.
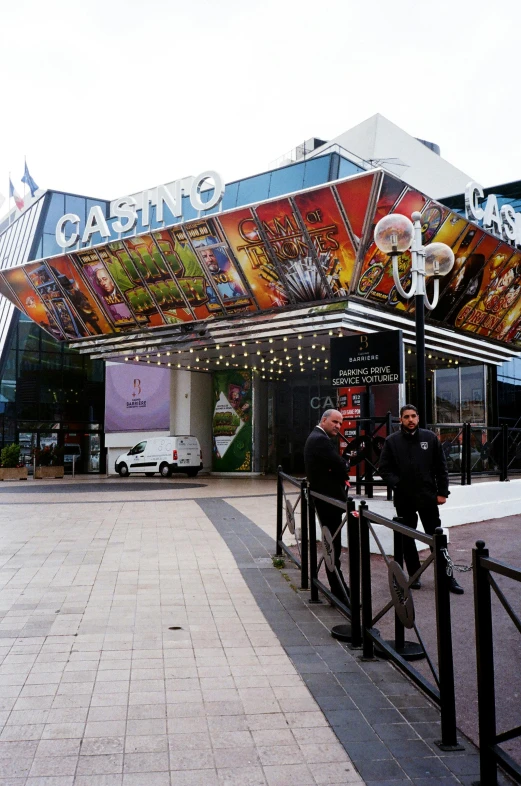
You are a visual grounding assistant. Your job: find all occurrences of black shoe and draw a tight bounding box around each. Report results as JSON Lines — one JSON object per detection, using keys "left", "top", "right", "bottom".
{"left": 448, "top": 576, "right": 464, "bottom": 595}
{"left": 410, "top": 579, "right": 422, "bottom": 590}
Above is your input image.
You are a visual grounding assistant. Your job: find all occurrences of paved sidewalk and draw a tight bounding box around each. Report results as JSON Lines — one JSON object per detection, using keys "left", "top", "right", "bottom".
{"left": 0, "top": 477, "right": 515, "bottom": 785}
{"left": 0, "top": 481, "right": 361, "bottom": 785}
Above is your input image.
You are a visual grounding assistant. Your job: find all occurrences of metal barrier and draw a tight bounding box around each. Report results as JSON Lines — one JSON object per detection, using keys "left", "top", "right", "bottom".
{"left": 276, "top": 467, "right": 308, "bottom": 590}
{"left": 308, "top": 491, "right": 361, "bottom": 647}
{"left": 354, "top": 414, "right": 396, "bottom": 499}
{"left": 473, "top": 540, "right": 521, "bottom": 785}
{"left": 358, "top": 500, "right": 462, "bottom": 750}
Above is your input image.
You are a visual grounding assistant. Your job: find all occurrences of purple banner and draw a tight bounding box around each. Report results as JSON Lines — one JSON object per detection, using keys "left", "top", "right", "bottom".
{"left": 105, "top": 363, "right": 170, "bottom": 432}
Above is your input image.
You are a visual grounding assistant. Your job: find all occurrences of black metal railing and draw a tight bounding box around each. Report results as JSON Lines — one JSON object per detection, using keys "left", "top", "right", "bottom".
{"left": 358, "top": 500, "right": 462, "bottom": 750}
{"left": 350, "top": 416, "right": 521, "bottom": 489}
{"left": 308, "top": 491, "right": 361, "bottom": 647}
{"left": 473, "top": 540, "right": 521, "bottom": 785}
{"left": 276, "top": 467, "right": 308, "bottom": 590}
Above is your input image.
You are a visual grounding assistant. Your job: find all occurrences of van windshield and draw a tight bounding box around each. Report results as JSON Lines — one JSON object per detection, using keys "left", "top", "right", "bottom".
{"left": 65, "top": 445, "right": 81, "bottom": 455}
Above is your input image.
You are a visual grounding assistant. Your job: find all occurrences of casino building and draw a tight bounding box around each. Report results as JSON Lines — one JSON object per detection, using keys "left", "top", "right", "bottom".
{"left": 0, "top": 114, "right": 520, "bottom": 475}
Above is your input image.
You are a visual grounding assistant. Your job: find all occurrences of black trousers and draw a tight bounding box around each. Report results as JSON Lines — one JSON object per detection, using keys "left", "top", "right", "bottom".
{"left": 394, "top": 497, "right": 441, "bottom": 577}
{"left": 314, "top": 500, "right": 350, "bottom": 601}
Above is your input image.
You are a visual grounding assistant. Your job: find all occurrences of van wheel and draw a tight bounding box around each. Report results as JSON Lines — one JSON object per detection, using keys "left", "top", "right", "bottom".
{"left": 186, "top": 468, "right": 199, "bottom": 478}
{"left": 159, "top": 463, "right": 171, "bottom": 478}
{"left": 145, "top": 472, "right": 155, "bottom": 477}
{"left": 118, "top": 463, "right": 129, "bottom": 477}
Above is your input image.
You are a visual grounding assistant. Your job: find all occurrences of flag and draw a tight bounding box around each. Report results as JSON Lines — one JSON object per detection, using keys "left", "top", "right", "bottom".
{"left": 21, "top": 161, "right": 39, "bottom": 197}
{"left": 9, "top": 178, "right": 24, "bottom": 211}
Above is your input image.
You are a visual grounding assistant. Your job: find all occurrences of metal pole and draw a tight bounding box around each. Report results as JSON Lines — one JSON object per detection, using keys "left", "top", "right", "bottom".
{"left": 393, "top": 528, "right": 405, "bottom": 653}
{"left": 473, "top": 540, "right": 498, "bottom": 786}
{"left": 347, "top": 497, "right": 361, "bottom": 647}
{"left": 300, "top": 479, "right": 308, "bottom": 591}
{"left": 386, "top": 411, "right": 393, "bottom": 500}
{"left": 355, "top": 420, "right": 362, "bottom": 496}
{"left": 359, "top": 501, "right": 374, "bottom": 659}
{"left": 308, "top": 497, "right": 319, "bottom": 604}
{"left": 72, "top": 454, "right": 76, "bottom": 479}
{"left": 415, "top": 294, "right": 427, "bottom": 429}
{"left": 276, "top": 466, "right": 283, "bottom": 556}
{"left": 460, "top": 425, "right": 467, "bottom": 486}
{"left": 501, "top": 423, "right": 509, "bottom": 482}
{"left": 466, "top": 423, "right": 472, "bottom": 486}
{"left": 433, "top": 527, "right": 460, "bottom": 750}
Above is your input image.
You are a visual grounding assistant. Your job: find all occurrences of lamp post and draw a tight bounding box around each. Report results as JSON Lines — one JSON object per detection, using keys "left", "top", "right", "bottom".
{"left": 373, "top": 211, "right": 455, "bottom": 428}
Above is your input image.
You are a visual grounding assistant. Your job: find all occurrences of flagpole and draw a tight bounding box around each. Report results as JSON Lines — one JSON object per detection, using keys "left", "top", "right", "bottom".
{"left": 8, "top": 172, "right": 11, "bottom": 227}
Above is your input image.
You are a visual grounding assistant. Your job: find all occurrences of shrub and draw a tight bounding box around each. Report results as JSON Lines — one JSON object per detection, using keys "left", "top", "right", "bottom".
{"left": 0, "top": 444, "right": 21, "bottom": 468}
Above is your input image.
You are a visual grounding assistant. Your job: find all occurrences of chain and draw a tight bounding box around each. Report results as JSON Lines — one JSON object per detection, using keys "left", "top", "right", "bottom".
{"left": 440, "top": 548, "right": 472, "bottom": 574}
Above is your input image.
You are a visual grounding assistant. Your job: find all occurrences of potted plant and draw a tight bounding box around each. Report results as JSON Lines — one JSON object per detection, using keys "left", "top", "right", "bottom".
{"left": 0, "top": 444, "right": 28, "bottom": 481}
{"left": 33, "top": 445, "right": 65, "bottom": 479}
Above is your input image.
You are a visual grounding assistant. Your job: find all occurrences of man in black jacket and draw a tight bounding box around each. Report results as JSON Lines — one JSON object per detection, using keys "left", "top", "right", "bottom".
{"left": 379, "top": 404, "right": 464, "bottom": 594}
{"left": 304, "top": 409, "right": 351, "bottom": 600}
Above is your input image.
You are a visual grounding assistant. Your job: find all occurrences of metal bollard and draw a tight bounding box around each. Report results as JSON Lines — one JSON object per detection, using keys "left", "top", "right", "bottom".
{"left": 276, "top": 466, "right": 283, "bottom": 557}
{"left": 433, "top": 527, "right": 462, "bottom": 750}
{"left": 473, "top": 540, "right": 498, "bottom": 785}
{"left": 300, "top": 479, "right": 308, "bottom": 591}
{"left": 359, "top": 500, "right": 374, "bottom": 659}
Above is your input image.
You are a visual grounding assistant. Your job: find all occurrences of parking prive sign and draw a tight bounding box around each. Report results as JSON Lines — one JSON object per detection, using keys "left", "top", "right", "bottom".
{"left": 330, "top": 330, "right": 404, "bottom": 387}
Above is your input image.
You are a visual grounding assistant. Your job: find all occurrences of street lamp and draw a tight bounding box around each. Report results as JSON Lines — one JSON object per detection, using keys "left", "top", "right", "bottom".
{"left": 373, "top": 211, "right": 455, "bottom": 428}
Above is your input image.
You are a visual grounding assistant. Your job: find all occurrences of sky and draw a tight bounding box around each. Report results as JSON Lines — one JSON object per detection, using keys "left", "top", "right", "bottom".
{"left": 1, "top": 0, "right": 521, "bottom": 214}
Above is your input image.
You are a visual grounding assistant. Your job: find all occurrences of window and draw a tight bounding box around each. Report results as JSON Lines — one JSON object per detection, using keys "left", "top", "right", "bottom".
{"left": 131, "top": 441, "right": 147, "bottom": 454}
{"left": 435, "top": 365, "right": 486, "bottom": 424}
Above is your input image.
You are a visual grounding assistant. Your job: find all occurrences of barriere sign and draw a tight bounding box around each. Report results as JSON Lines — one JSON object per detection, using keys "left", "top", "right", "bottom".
{"left": 330, "top": 330, "right": 404, "bottom": 387}
{"left": 55, "top": 170, "right": 225, "bottom": 249}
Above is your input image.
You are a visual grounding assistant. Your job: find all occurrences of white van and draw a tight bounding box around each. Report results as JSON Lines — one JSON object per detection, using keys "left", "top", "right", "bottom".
{"left": 115, "top": 436, "right": 202, "bottom": 478}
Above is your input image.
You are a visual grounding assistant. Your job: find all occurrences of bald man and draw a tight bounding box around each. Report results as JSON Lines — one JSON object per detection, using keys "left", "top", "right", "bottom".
{"left": 304, "top": 409, "right": 351, "bottom": 600}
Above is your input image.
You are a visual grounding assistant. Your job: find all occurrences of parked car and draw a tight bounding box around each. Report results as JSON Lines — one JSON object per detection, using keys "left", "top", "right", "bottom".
{"left": 115, "top": 436, "right": 202, "bottom": 478}
{"left": 444, "top": 445, "right": 483, "bottom": 472}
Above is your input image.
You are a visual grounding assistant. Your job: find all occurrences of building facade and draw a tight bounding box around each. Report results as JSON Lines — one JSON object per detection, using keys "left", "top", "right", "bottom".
{"left": 0, "top": 117, "right": 519, "bottom": 475}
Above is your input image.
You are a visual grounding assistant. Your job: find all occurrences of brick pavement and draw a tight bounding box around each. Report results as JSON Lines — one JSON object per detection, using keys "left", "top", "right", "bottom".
{"left": 0, "top": 479, "right": 361, "bottom": 785}
{"left": 0, "top": 476, "right": 515, "bottom": 785}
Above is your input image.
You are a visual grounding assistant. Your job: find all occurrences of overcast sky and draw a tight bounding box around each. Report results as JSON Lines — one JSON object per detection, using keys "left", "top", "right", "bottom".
{"left": 1, "top": 0, "right": 520, "bottom": 213}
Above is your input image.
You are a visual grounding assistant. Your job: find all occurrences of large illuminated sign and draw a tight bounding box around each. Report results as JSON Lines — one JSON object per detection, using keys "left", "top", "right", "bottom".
{"left": 55, "top": 170, "right": 225, "bottom": 249}
{"left": 465, "top": 180, "right": 521, "bottom": 247}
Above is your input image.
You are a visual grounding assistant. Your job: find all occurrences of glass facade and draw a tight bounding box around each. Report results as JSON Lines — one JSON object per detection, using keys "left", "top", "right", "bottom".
{"left": 498, "top": 356, "right": 521, "bottom": 425}
{"left": 0, "top": 312, "right": 105, "bottom": 471}
{"left": 434, "top": 365, "right": 487, "bottom": 424}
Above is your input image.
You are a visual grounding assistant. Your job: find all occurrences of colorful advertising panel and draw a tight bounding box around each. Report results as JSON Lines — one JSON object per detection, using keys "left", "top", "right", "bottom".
{"left": 452, "top": 247, "right": 518, "bottom": 334}
{"left": 338, "top": 386, "right": 364, "bottom": 477}
{"left": 45, "top": 255, "right": 113, "bottom": 335}
{"left": 105, "top": 363, "right": 170, "bottom": 433}
{"left": 2, "top": 170, "right": 521, "bottom": 349}
{"left": 72, "top": 249, "right": 137, "bottom": 329}
{"left": 218, "top": 207, "right": 290, "bottom": 310}
{"left": 187, "top": 218, "right": 255, "bottom": 314}
{"left": 293, "top": 187, "right": 357, "bottom": 296}
{"left": 165, "top": 227, "right": 225, "bottom": 320}
{"left": 109, "top": 236, "right": 191, "bottom": 326}
{"left": 255, "top": 197, "right": 334, "bottom": 302}
{"left": 334, "top": 172, "right": 376, "bottom": 240}
{"left": 1, "top": 266, "right": 65, "bottom": 339}
{"left": 212, "top": 370, "right": 252, "bottom": 472}
{"left": 24, "top": 261, "right": 87, "bottom": 339}
{"left": 356, "top": 186, "right": 428, "bottom": 310}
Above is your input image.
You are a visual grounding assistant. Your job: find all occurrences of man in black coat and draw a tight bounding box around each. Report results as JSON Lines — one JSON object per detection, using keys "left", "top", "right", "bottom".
{"left": 304, "top": 409, "right": 351, "bottom": 600}
{"left": 379, "top": 404, "right": 464, "bottom": 594}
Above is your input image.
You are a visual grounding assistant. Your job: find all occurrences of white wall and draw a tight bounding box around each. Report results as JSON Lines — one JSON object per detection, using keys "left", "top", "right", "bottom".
{"left": 105, "top": 367, "right": 213, "bottom": 474}
{"left": 342, "top": 479, "right": 521, "bottom": 553}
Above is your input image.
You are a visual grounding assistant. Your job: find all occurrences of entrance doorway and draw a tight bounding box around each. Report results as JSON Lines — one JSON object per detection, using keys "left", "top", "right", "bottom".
{"left": 271, "top": 378, "right": 337, "bottom": 475}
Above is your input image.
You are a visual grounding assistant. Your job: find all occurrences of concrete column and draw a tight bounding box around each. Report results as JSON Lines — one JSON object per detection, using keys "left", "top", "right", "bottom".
{"left": 170, "top": 369, "right": 212, "bottom": 471}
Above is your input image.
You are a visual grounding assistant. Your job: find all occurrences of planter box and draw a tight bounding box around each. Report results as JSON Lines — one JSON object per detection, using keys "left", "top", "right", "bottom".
{"left": 0, "top": 467, "right": 28, "bottom": 481}
{"left": 34, "top": 466, "right": 64, "bottom": 479}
